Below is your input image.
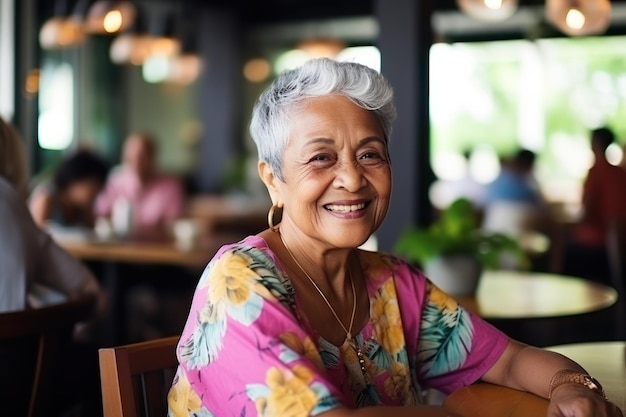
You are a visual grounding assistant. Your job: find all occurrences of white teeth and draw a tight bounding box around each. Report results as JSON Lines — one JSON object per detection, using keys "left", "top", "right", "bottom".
{"left": 325, "top": 203, "right": 366, "bottom": 213}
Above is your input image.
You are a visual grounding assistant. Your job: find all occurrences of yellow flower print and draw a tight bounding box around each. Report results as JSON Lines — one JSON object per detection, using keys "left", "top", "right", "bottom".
{"left": 427, "top": 283, "right": 459, "bottom": 312}
{"left": 167, "top": 370, "right": 203, "bottom": 417}
{"left": 208, "top": 252, "right": 258, "bottom": 306}
{"left": 279, "top": 332, "right": 325, "bottom": 370}
{"left": 383, "top": 361, "right": 411, "bottom": 401}
{"left": 371, "top": 280, "right": 405, "bottom": 355}
{"left": 255, "top": 366, "right": 318, "bottom": 417}
{"left": 362, "top": 252, "right": 395, "bottom": 285}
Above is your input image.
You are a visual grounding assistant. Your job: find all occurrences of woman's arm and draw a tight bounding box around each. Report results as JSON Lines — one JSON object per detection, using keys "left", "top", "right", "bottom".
{"left": 481, "top": 339, "right": 622, "bottom": 417}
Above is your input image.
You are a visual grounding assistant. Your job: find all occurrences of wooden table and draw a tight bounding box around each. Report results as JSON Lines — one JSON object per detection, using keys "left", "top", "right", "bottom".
{"left": 456, "top": 270, "right": 618, "bottom": 346}
{"left": 58, "top": 238, "right": 213, "bottom": 268}
{"left": 443, "top": 341, "right": 626, "bottom": 416}
{"left": 457, "top": 270, "right": 618, "bottom": 320}
{"left": 55, "top": 234, "right": 234, "bottom": 344}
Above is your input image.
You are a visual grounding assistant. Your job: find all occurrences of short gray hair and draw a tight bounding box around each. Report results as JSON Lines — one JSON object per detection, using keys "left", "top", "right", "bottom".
{"left": 249, "top": 58, "right": 396, "bottom": 181}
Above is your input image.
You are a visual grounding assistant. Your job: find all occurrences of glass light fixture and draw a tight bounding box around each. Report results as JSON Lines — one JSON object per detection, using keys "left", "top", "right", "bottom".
{"left": 84, "top": 1, "right": 136, "bottom": 34}
{"left": 39, "top": 16, "right": 85, "bottom": 49}
{"left": 456, "top": 0, "right": 518, "bottom": 21}
{"left": 39, "top": 0, "right": 90, "bottom": 49}
{"left": 145, "top": 13, "right": 180, "bottom": 58}
{"left": 165, "top": 36, "right": 203, "bottom": 85}
{"left": 110, "top": 32, "right": 153, "bottom": 65}
{"left": 166, "top": 54, "right": 203, "bottom": 85}
{"left": 297, "top": 38, "right": 346, "bottom": 59}
{"left": 546, "top": 0, "right": 612, "bottom": 36}
{"left": 243, "top": 58, "right": 271, "bottom": 83}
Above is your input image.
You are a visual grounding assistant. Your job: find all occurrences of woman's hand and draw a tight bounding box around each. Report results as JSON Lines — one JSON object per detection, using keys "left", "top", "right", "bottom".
{"left": 548, "top": 384, "right": 623, "bottom": 417}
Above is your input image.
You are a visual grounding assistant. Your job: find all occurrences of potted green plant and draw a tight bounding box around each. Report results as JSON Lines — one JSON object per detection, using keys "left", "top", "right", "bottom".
{"left": 393, "top": 198, "right": 530, "bottom": 296}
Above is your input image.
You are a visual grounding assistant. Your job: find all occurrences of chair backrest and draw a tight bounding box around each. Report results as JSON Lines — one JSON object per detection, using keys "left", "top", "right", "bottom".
{"left": 0, "top": 296, "right": 96, "bottom": 417}
{"left": 99, "top": 335, "right": 180, "bottom": 417}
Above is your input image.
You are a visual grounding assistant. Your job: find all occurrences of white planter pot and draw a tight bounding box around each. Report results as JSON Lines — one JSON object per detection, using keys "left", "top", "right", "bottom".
{"left": 424, "top": 254, "right": 482, "bottom": 297}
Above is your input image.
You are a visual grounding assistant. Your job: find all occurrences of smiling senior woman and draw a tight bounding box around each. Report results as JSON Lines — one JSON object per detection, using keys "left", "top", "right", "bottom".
{"left": 167, "top": 59, "right": 622, "bottom": 417}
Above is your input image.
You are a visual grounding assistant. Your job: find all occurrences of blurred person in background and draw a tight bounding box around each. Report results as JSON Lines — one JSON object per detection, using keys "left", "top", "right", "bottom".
{"left": 95, "top": 131, "right": 185, "bottom": 241}
{"left": 432, "top": 148, "right": 487, "bottom": 211}
{"left": 0, "top": 116, "right": 106, "bottom": 316}
{"left": 29, "top": 148, "right": 110, "bottom": 230}
{"left": 0, "top": 116, "right": 107, "bottom": 417}
{"left": 563, "top": 127, "right": 626, "bottom": 284}
{"left": 620, "top": 141, "right": 626, "bottom": 172}
{"left": 482, "top": 148, "right": 553, "bottom": 236}
{"left": 95, "top": 131, "right": 188, "bottom": 342}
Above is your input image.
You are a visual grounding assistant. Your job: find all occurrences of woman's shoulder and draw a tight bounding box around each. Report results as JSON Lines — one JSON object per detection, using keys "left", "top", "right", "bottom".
{"left": 198, "top": 235, "right": 294, "bottom": 307}
{"left": 214, "top": 235, "right": 274, "bottom": 259}
{"left": 209, "top": 235, "right": 286, "bottom": 281}
{"left": 359, "top": 249, "right": 426, "bottom": 288}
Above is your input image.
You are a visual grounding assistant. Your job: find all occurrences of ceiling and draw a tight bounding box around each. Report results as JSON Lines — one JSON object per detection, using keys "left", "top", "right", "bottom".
{"left": 76, "top": 0, "right": 626, "bottom": 47}
{"left": 228, "top": 0, "right": 626, "bottom": 43}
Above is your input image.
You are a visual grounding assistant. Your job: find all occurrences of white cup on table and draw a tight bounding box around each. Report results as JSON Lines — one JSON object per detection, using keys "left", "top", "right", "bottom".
{"left": 173, "top": 218, "right": 200, "bottom": 251}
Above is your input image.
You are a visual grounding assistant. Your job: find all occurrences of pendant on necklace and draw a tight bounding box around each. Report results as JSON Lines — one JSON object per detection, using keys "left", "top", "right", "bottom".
{"left": 347, "top": 336, "right": 367, "bottom": 377}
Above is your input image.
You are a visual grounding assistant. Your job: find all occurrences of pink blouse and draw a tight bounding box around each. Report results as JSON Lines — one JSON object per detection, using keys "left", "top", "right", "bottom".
{"left": 167, "top": 235, "right": 508, "bottom": 417}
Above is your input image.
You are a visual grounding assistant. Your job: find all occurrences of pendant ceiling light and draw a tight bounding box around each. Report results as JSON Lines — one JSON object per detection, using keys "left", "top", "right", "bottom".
{"left": 297, "top": 38, "right": 346, "bottom": 59}
{"left": 110, "top": 32, "right": 152, "bottom": 65}
{"left": 84, "top": 1, "right": 136, "bottom": 34}
{"left": 39, "top": 0, "right": 91, "bottom": 49}
{"left": 546, "top": 0, "right": 612, "bottom": 36}
{"left": 39, "top": 16, "right": 85, "bottom": 49}
{"left": 109, "top": 12, "right": 151, "bottom": 65}
{"left": 166, "top": 34, "right": 203, "bottom": 85}
{"left": 456, "top": 0, "right": 519, "bottom": 21}
{"left": 146, "top": 13, "right": 180, "bottom": 58}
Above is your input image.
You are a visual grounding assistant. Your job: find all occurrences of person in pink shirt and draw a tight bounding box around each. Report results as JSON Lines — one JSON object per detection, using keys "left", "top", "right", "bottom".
{"left": 95, "top": 131, "right": 185, "bottom": 241}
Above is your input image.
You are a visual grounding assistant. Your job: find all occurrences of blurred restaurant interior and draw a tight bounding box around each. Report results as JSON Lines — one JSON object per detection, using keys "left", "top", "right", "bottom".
{"left": 2, "top": 0, "right": 626, "bottom": 415}
{"left": 2, "top": 0, "right": 626, "bottom": 331}
{"left": 2, "top": 0, "right": 626, "bottom": 248}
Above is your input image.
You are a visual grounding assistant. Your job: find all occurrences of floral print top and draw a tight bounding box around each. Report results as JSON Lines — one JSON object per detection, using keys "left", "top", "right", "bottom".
{"left": 167, "top": 236, "right": 509, "bottom": 417}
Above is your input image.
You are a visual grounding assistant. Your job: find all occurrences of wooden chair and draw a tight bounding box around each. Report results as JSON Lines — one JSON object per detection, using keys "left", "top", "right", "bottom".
{"left": 0, "top": 295, "right": 96, "bottom": 417}
{"left": 98, "top": 335, "right": 180, "bottom": 417}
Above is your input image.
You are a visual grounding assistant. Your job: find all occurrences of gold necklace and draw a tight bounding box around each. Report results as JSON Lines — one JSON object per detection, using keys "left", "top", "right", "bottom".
{"left": 279, "top": 230, "right": 368, "bottom": 377}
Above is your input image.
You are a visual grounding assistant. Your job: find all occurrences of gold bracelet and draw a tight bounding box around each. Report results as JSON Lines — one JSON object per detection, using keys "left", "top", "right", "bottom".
{"left": 548, "top": 369, "right": 607, "bottom": 400}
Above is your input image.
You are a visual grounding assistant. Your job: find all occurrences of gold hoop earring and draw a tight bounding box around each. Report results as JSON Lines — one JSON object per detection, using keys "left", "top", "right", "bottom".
{"left": 268, "top": 204, "right": 281, "bottom": 232}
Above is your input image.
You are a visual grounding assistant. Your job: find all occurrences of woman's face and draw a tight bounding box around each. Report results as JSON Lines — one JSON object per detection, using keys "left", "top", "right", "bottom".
{"left": 267, "top": 95, "right": 392, "bottom": 249}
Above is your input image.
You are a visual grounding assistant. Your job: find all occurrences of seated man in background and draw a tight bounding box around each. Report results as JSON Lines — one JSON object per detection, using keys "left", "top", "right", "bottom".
{"left": 95, "top": 131, "right": 185, "bottom": 241}
{"left": 29, "top": 148, "right": 110, "bottom": 230}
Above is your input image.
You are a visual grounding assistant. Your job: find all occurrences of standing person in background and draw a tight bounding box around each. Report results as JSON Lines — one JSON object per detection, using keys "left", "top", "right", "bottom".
{"left": 563, "top": 127, "right": 626, "bottom": 284}
{"left": 29, "top": 148, "right": 110, "bottom": 229}
{"left": 620, "top": 141, "right": 626, "bottom": 172}
{"left": 95, "top": 131, "right": 185, "bottom": 241}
